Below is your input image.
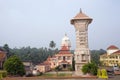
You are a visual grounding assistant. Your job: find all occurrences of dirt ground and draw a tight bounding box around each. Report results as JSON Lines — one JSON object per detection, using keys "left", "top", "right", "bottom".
{"left": 2, "top": 75, "right": 120, "bottom": 80}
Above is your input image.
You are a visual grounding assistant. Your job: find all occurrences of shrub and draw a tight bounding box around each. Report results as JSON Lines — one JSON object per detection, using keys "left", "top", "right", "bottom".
{"left": 68, "top": 64, "right": 73, "bottom": 71}
{"left": 37, "top": 72, "right": 43, "bottom": 76}
{"left": 82, "top": 62, "right": 98, "bottom": 75}
{"left": 54, "top": 65, "right": 62, "bottom": 71}
{"left": 82, "top": 63, "right": 90, "bottom": 74}
{"left": 3, "top": 55, "right": 25, "bottom": 76}
{"left": 25, "top": 73, "right": 33, "bottom": 77}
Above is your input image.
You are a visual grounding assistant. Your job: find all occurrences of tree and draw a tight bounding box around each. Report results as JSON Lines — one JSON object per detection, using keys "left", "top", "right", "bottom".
{"left": 72, "top": 57, "right": 75, "bottom": 71}
{"left": 49, "top": 41, "right": 56, "bottom": 49}
{"left": 3, "top": 55, "right": 25, "bottom": 76}
{"left": 90, "top": 49, "right": 106, "bottom": 65}
{"left": 4, "top": 46, "right": 58, "bottom": 65}
{"left": 3, "top": 44, "right": 10, "bottom": 58}
{"left": 49, "top": 41, "right": 56, "bottom": 56}
{"left": 82, "top": 62, "right": 98, "bottom": 75}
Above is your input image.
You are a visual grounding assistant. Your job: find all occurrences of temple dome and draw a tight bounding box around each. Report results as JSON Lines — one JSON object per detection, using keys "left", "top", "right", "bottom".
{"left": 61, "top": 34, "right": 71, "bottom": 48}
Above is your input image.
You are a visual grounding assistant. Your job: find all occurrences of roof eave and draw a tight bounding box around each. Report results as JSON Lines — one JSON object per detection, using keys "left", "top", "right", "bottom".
{"left": 71, "top": 18, "right": 93, "bottom": 24}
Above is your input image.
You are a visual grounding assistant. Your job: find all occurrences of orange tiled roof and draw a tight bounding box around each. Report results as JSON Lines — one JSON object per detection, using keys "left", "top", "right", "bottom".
{"left": 112, "top": 50, "right": 120, "bottom": 54}
{"left": 43, "top": 61, "right": 51, "bottom": 65}
{"left": 39, "top": 61, "right": 51, "bottom": 65}
{"left": 107, "top": 45, "right": 119, "bottom": 50}
{"left": 58, "top": 46, "right": 72, "bottom": 54}
{"left": 74, "top": 12, "right": 91, "bottom": 20}
{"left": 61, "top": 46, "right": 69, "bottom": 51}
{"left": 0, "top": 51, "right": 6, "bottom": 61}
{"left": 51, "top": 55, "right": 56, "bottom": 58}
{"left": 58, "top": 51, "right": 72, "bottom": 54}
{"left": 71, "top": 10, "right": 92, "bottom": 24}
{"left": 47, "top": 56, "right": 51, "bottom": 61}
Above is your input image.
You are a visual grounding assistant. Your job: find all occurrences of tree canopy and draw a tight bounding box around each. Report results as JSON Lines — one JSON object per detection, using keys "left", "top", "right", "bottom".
{"left": 1, "top": 44, "right": 106, "bottom": 66}
{"left": 3, "top": 44, "right": 10, "bottom": 58}
{"left": 90, "top": 49, "right": 106, "bottom": 65}
{"left": 3, "top": 55, "right": 25, "bottom": 76}
{"left": 82, "top": 62, "right": 98, "bottom": 75}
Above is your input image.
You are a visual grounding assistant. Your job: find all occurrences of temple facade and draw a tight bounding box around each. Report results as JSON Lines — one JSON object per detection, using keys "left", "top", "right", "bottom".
{"left": 36, "top": 34, "right": 73, "bottom": 72}
{"left": 49, "top": 34, "right": 73, "bottom": 69}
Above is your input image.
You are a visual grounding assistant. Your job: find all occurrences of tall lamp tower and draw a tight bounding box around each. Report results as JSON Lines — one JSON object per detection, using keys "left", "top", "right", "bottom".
{"left": 71, "top": 9, "right": 92, "bottom": 75}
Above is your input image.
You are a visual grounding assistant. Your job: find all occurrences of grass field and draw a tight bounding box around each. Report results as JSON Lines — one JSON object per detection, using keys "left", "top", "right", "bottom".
{"left": 41, "top": 72, "right": 72, "bottom": 77}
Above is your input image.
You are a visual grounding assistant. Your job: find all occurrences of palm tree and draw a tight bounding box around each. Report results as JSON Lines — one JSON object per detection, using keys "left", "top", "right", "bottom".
{"left": 49, "top": 41, "right": 56, "bottom": 56}
{"left": 3, "top": 44, "right": 10, "bottom": 58}
{"left": 49, "top": 41, "right": 56, "bottom": 50}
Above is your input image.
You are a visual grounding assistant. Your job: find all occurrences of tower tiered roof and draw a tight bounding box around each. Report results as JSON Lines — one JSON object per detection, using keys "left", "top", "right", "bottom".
{"left": 71, "top": 9, "right": 92, "bottom": 24}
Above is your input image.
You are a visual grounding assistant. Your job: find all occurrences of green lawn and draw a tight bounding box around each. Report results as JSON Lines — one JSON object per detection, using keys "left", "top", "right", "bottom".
{"left": 41, "top": 72, "right": 72, "bottom": 77}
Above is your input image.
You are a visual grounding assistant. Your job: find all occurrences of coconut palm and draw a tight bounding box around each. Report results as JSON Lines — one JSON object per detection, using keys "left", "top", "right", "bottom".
{"left": 49, "top": 40, "right": 56, "bottom": 50}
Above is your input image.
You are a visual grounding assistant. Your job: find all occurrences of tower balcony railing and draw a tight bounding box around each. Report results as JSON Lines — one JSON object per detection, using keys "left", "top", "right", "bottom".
{"left": 75, "top": 60, "right": 88, "bottom": 63}
{"left": 81, "top": 60, "right": 87, "bottom": 62}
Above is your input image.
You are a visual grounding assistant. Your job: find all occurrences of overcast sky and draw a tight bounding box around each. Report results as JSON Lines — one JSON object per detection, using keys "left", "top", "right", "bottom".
{"left": 0, "top": 0, "right": 120, "bottom": 50}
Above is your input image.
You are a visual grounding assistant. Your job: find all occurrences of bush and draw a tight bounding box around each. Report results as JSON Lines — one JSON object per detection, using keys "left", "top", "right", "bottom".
{"left": 3, "top": 55, "right": 25, "bottom": 76}
{"left": 25, "top": 73, "right": 33, "bottom": 77}
{"left": 68, "top": 64, "right": 73, "bottom": 71}
{"left": 82, "top": 64, "right": 90, "bottom": 74}
{"left": 37, "top": 72, "right": 43, "bottom": 76}
{"left": 54, "top": 65, "right": 62, "bottom": 71}
{"left": 82, "top": 62, "right": 98, "bottom": 75}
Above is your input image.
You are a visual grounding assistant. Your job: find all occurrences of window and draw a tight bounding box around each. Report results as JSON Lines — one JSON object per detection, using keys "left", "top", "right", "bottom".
{"left": 67, "top": 56, "right": 71, "bottom": 60}
{"left": 58, "top": 56, "right": 61, "bottom": 60}
{"left": 54, "top": 63, "right": 55, "bottom": 65}
{"left": 77, "top": 55, "right": 79, "bottom": 60}
{"left": 82, "top": 54, "right": 86, "bottom": 61}
{"left": 80, "top": 43, "right": 84, "bottom": 45}
{"left": 63, "top": 56, "right": 66, "bottom": 61}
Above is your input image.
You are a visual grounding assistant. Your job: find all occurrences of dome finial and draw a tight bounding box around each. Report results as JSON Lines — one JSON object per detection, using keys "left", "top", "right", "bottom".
{"left": 65, "top": 33, "right": 67, "bottom": 36}
{"left": 80, "top": 8, "right": 82, "bottom": 13}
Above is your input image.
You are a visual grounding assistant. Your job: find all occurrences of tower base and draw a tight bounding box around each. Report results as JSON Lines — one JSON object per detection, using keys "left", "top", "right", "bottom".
{"left": 72, "top": 71, "right": 83, "bottom": 76}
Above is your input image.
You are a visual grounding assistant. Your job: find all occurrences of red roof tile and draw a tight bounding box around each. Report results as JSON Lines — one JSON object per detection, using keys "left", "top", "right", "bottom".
{"left": 39, "top": 61, "right": 51, "bottom": 65}
{"left": 0, "top": 51, "right": 6, "bottom": 61}
{"left": 47, "top": 56, "right": 51, "bottom": 61}
{"left": 107, "top": 45, "right": 119, "bottom": 50}
{"left": 112, "top": 50, "right": 120, "bottom": 54}
{"left": 61, "top": 46, "right": 69, "bottom": 51}
{"left": 74, "top": 12, "right": 91, "bottom": 20}
{"left": 51, "top": 55, "right": 56, "bottom": 58}
{"left": 58, "top": 51, "right": 72, "bottom": 54}
{"left": 58, "top": 46, "right": 72, "bottom": 54}
{"left": 71, "top": 10, "right": 92, "bottom": 24}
